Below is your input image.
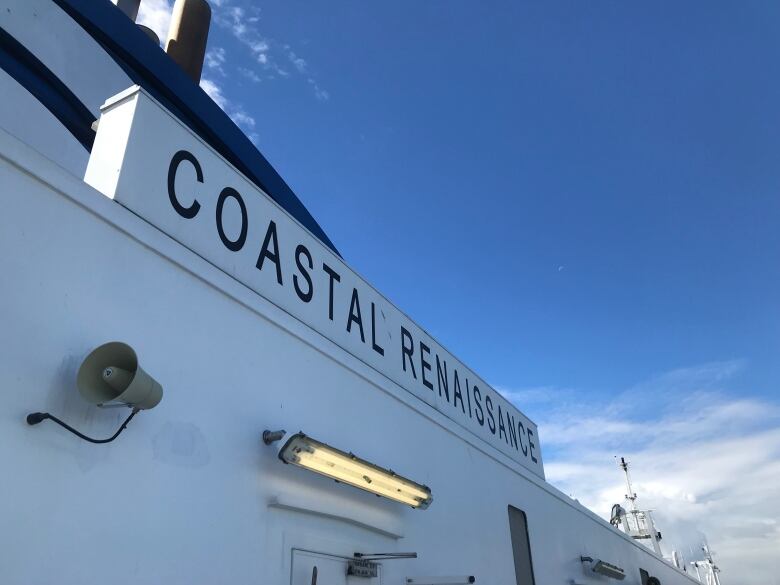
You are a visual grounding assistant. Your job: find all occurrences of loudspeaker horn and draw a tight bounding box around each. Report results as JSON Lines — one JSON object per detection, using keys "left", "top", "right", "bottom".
{"left": 76, "top": 342, "right": 163, "bottom": 410}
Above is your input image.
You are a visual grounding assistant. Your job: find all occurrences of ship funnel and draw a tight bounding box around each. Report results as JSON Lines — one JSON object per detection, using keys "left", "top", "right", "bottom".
{"left": 111, "top": 0, "right": 161, "bottom": 45}
{"left": 165, "top": 0, "right": 212, "bottom": 83}
{"left": 112, "top": 0, "right": 141, "bottom": 22}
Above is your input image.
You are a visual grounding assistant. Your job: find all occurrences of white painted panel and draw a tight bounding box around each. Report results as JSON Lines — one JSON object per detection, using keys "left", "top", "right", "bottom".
{"left": 0, "top": 128, "right": 699, "bottom": 585}
{"left": 84, "top": 87, "right": 545, "bottom": 478}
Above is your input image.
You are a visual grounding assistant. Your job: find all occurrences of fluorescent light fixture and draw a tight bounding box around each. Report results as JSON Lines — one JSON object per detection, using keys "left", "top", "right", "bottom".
{"left": 581, "top": 557, "right": 626, "bottom": 580}
{"left": 278, "top": 433, "right": 433, "bottom": 509}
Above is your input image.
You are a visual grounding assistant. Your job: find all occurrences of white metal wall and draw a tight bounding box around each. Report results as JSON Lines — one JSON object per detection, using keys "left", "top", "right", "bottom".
{"left": 0, "top": 129, "right": 700, "bottom": 585}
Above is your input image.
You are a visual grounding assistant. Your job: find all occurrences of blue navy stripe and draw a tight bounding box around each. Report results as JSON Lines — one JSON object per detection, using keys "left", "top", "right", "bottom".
{"left": 0, "top": 26, "right": 96, "bottom": 151}
{"left": 51, "top": 0, "right": 339, "bottom": 255}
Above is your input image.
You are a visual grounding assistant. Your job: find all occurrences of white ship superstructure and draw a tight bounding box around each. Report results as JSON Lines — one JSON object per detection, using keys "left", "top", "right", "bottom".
{"left": 0, "top": 2, "right": 713, "bottom": 584}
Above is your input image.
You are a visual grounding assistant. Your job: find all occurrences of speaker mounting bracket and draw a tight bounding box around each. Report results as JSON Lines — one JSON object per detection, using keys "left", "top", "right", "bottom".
{"left": 26, "top": 408, "right": 140, "bottom": 444}
{"left": 96, "top": 401, "right": 133, "bottom": 409}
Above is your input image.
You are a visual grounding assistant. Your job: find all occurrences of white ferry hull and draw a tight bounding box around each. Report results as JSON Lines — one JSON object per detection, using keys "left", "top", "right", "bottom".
{"left": 0, "top": 2, "right": 702, "bottom": 584}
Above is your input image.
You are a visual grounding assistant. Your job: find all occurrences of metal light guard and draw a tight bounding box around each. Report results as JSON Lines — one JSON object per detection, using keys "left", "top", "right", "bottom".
{"left": 277, "top": 432, "right": 433, "bottom": 509}
{"left": 581, "top": 557, "right": 626, "bottom": 580}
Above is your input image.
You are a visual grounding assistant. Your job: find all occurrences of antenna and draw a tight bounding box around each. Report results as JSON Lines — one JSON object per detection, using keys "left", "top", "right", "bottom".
{"left": 619, "top": 456, "right": 639, "bottom": 511}
{"left": 609, "top": 457, "right": 663, "bottom": 556}
{"left": 689, "top": 535, "right": 722, "bottom": 585}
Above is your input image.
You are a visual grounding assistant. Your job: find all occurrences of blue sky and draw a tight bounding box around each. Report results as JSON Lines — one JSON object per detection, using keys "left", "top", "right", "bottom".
{"left": 139, "top": 1, "right": 780, "bottom": 581}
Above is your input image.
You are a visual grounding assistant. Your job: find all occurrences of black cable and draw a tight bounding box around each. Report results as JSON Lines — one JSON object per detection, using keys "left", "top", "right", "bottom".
{"left": 26, "top": 409, "right": 139, "bottom": 444}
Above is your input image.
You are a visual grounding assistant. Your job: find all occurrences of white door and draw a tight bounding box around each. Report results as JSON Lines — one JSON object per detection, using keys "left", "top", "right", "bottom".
{"left": 291, "top": 549, "right": 383, "bottom": 585}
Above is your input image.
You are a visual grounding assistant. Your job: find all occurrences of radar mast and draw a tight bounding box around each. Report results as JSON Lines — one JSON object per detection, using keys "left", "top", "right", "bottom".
{"left": 690, "top": 538, "right": 722, "bottom": 585}
{"left": 609, "top": 457, "right": 663, "bottom": 556}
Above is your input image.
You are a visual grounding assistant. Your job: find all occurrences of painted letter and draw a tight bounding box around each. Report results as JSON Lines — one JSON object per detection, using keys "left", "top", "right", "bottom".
{"left": 420, "top": 341, "right": 434, "bottom": 390}
{"left": 215, "top": 187, "right": 248, "bottom": 251}
{"left": 436, "top": 355, "right": 449, "bottom": 401}
{"left": 347, "top": 288, "right": 366, "bottom": 342}
{"left": 473, "top": 384, "right": 484, "bottom": 425}
{"left": 486, "top": 394, "right": 496, "bottom": 434}
{"left": 322, "top": 263, "right": 341, "bottom": 321}
{"left": 371, "top": 303, "right": 385, "bottom": 356}
{"left": 401, "top": 326, "right": 417, "bottom": 379}
{"left": 167, "top": 150, "right": 201, "bottom": 218}
{"left": 256, "top": 220, "right": 283, "bottom": 285}
{"left": 293, "top": 244, "right": 313, "bottom": 302}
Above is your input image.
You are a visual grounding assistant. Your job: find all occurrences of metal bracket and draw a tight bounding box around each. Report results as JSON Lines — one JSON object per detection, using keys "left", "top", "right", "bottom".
{"left": 406, "top": 578, "right": 475, "bottom": 585}
{"left": 347, "top": 559, "right": 379, "bottom": 578}
{"left": 96, "top": 401, "right": 132, "bottom": 409}
{"left": 262, "top": 429, "right": 286, "bottom": 444}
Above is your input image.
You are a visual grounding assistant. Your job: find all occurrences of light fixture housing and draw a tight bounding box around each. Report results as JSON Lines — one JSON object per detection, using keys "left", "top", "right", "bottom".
{"left": 277, "top": 432, "right": 433, "bottom": 509}
{"left": 581, "top": 557, "right": 626, "bottom": 580}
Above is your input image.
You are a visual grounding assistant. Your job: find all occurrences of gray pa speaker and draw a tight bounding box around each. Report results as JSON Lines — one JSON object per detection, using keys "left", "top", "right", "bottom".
{"left": 76, "top": 342, "right": 163, "bottom": 410}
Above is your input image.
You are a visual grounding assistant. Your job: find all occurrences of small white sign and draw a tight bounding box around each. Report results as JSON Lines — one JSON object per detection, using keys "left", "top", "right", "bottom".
{"left": 85, "top": 86, "right": 544, "bottom": 478}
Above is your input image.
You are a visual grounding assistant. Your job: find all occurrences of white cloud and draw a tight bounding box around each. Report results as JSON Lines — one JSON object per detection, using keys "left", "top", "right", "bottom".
{"left": 250, "top": 41, "right": 270, "bottom": 60}
{"left": 215, "top": 5, "right": 256, "bottom": 44}
{"left": 205, "top": 47, "right": 227, "bottom": 75}
{"left": 502, "top": 362, "right": 780, "bottom": 585}
{"left": 138, "top": 0, "right": 326, "bottom": 99}
{"left": 288, "top": 51, "right": 307, "bottom": 74}
{"left": 193, "top": 1, "right": 328, "bottom": 142}
{"left": 200, "top": 78, "right": 227, "bottom": 110}
{"left": 137, "top": 0, "right": 172, "bottom": 42}
{"left": 498, "top": 385, "right": 574, "bottom": 406}
{"left": 142, "top": 3, "right": 256, "bottom": 135}
{"left": 211, "top": 1, "right": 328, "bottom": 100}
{"left": 230, "top": 108, "right": 255, "bottom": 130}
{"left": 239, "top": 67, "right": 262, "bottom": 83}
{"left": 200, "top": 78, "right": 256, "bottom": 134}
{"left": 308, "top": 78, "right": 330, "bottom": 101}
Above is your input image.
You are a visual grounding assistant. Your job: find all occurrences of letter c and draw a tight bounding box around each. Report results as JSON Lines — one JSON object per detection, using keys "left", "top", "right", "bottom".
{"left": 168, "top": 150, "right": 202, "bottom": 219}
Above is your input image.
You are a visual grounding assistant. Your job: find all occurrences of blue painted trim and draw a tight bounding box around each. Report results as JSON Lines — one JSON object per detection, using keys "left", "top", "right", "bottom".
{"left": 51, "top": 0, "right": 339, "bottom": 255}
{"left": 0, "top": 26, "right": 96, "bottom": 150}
